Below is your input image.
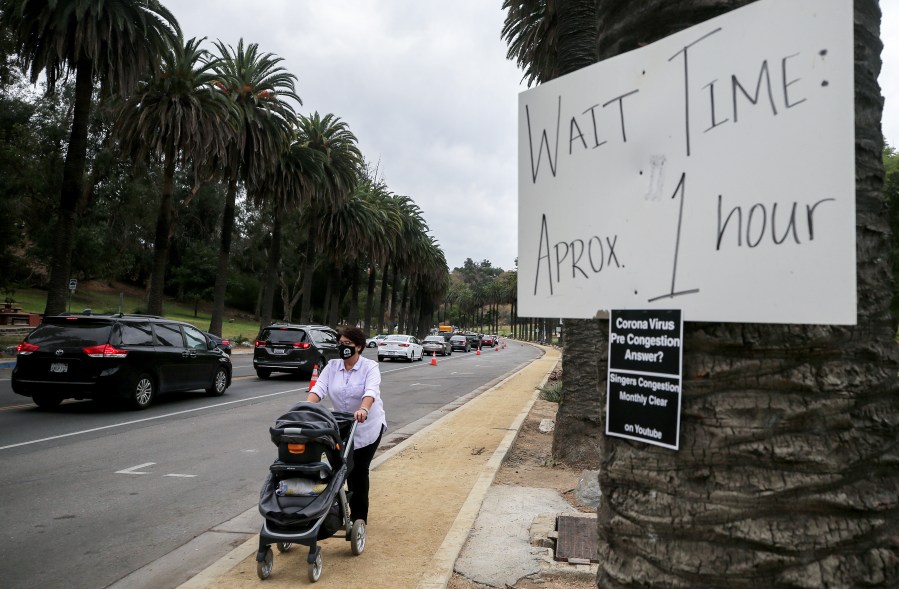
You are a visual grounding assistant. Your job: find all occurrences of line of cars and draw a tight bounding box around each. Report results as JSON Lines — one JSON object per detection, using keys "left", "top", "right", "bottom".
{"left": 11, "top": 314, "right": 503, "bottom": 411}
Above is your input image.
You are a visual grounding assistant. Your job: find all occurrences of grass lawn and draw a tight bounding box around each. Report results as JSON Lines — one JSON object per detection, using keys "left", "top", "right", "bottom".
{"left": 2, "top": 286, "right": 261, "bottom": 348}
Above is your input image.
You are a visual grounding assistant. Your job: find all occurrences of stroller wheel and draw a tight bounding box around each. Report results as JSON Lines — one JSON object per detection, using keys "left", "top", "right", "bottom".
{"left": 256, "top": 546, "right": 273, "bottom": 580}
{"left": 308, "top": 552, "right": 323, "bottom": 582}
{"left": 276, "top": 542, "right": 292, "bottom": 553}
{"left": 351, "top": 519, "right": 366, "bottom": 555}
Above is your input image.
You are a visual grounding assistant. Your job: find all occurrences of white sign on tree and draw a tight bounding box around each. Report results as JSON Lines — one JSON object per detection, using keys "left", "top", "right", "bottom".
{"left": 517, "top": 0, "right": 855, "bottom": 324}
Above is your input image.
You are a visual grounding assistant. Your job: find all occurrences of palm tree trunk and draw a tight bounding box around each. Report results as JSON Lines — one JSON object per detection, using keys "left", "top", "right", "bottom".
{"left": 259, "top": 206, "right": 282, "bottom": 329}
{"left": 147, "top": 147, "right": 177, "bottom": 316}
{"left": 44, "top": 57, "right": 94, "bottom": 316}
{"left": 209, "top": 167, "right": 238, "bottom": 336}
{"left": 559, "top": 1, "right": 899, "bottom": 587}
{"left": 398, "top": 277, "right": 410, "bottom": 333}
{"left": 322, "top": 270, "right": 333, "bottom": 326}
{"left": 300, "top": 238, "right": 316, "bottom": 323}
{"left": 387, "top": 264, "right": 400, "bottom": 333}
{"left": 348, "top": 264, "right": 361, "bottom": 326}
{"left": 364, "top": 264, "right": 378, "bottom": 331}
{"left": 376, "top": 260, "right": 390, "bottom": 333}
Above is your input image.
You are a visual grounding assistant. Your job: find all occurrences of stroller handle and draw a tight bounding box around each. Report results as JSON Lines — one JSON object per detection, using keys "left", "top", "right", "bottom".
{"left": 343, "top": 420, "right": 358, "bottom": 462}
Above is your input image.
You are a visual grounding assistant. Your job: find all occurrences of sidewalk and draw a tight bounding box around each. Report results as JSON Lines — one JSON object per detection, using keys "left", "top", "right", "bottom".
{"left": 177, "top": 344, "right": 562, "bottom": 589}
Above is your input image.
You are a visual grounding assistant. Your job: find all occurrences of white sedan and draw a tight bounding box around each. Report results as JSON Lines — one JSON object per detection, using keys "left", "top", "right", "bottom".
{"left": 366, "top": 334, "right": 389, "bottom": 348}
{"left": 377, "top": 335, "right": 424, "bottom": 362}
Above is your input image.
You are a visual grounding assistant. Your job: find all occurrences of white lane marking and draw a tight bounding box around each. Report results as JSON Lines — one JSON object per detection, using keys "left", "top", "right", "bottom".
{"left": 116, "top": 462, "right": 155, "bottom": 475}
{"left": 409, "top": 383, "right": 439, "bottom": 387}
{"left": 164, "top": 473, "right": 197, "bottom": 478}
{"left": 0, "top": 387, "right": 308, "bottom": 451}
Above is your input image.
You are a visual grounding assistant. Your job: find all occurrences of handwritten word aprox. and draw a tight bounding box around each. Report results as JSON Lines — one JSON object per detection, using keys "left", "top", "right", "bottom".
{"left": 532, "top": 214, "right": 622, "bottom": 296}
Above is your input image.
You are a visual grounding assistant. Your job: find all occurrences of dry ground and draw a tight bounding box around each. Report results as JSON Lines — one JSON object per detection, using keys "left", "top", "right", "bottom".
{"left": 448, "top": 387, "right": 598, "bottom": 589}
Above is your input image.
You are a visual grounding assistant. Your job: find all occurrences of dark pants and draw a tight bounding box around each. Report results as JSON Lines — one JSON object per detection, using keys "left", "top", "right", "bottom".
{"left": 348, "top": 431, "right": 381, "bottom": 523}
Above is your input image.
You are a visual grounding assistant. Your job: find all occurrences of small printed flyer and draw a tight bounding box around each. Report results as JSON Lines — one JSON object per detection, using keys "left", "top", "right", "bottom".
{"left": 606, "top": 309, "right": 683, "bottom": 450}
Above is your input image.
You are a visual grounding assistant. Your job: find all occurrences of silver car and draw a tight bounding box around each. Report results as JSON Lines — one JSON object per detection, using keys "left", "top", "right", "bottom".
{"left": 422, "top": 335, "right": 452, "bottom": 357}
{"left": 449, "top": 334, "right": 471, "bottom": 353}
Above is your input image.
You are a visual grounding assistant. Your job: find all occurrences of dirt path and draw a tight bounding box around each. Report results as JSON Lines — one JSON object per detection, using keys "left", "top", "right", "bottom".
{"left": 184, "top": 344, "right": 561, "bottom": 589}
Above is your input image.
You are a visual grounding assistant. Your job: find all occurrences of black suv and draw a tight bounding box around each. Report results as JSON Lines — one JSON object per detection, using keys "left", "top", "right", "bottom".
{"left": 12, "top": 314, "right": 232, "bottom": 410}
{"left": 253, "top": 324, "right": 339, "bottom": 379}
{"left": 463, "top": 332, "right": 482, "bottom": 350}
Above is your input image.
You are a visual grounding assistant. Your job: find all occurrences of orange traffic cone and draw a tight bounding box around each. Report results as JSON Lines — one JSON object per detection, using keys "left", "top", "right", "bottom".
{"left": 430, "top": 351, "right": 437, "bottom": 365}
{"left": 476, "top": 347, "right": 481, "bottom": 356}
{"left": 307, "top": 363, "right": 319, "bottom": 391}
{"left": 494, "top": 344, "right": 499, "bottom": 351}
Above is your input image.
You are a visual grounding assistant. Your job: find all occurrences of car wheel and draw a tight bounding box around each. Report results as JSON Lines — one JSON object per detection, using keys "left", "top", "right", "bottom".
{"left": 32, "top": 393, "right": 62, "bottom": 409}
{"left": 367, "top": 342, "right": 376, "bottom": 348}
{"left": 129, "top": 373, "right": 155, "bottom": 410}
{"left": 206, "top": 367, "right": 228, "bottom": 396}
{"left": 256, "top": 369, "right": 271, "bottom": 380}
{"left": 378, "top": 356, "right": 384, "bottom": 362}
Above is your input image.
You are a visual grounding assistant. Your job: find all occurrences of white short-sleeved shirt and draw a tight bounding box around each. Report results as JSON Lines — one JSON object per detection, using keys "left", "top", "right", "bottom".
{"left": 310, "top": 356, "right": 386, "bottom": 449}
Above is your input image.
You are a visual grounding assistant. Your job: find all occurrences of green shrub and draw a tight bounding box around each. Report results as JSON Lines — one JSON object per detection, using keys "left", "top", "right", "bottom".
{"left": 539, "top": 380, "right": 562, "bottom": 403}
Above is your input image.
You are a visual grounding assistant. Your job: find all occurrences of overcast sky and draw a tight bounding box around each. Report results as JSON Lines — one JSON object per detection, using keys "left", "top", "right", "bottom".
{"left": 164, "top": 1, "right": 898, "bottom": 274}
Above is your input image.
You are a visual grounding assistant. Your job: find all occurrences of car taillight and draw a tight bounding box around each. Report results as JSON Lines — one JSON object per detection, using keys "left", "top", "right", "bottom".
{"left": 399, "top": 343, "right": 410, "bottom": 347}
{"left": 220, "top": 339, "right": 230, "bottom": 346}
{"left": 379, "top": 342, "right": 387, "bottom": 346}
{"left": 255, "top": 340, "right": 267, "bottom": 347}
{"left": 83, "top": 344, "right": 128, "bottom": 358}
{"left": 16, "top": 342, "right": 39, "bottom": 355}
{"left": 292, "top": 342, "right": 311, "bottom": 349}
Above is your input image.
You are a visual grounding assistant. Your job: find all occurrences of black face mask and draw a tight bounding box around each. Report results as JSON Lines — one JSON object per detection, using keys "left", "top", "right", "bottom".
{"left": 338, "top": 344, "right": 355, "bottom": 359}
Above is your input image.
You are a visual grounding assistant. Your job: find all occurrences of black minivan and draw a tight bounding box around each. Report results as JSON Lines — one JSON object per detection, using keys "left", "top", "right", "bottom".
{"left": 253, "top": 324, "right": 339, "bottom": 379}
{"left": 12, "top": 314, "right": 232, "bottom": 410}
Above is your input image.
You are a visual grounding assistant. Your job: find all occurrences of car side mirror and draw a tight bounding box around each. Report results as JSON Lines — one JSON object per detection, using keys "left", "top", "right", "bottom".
{"left": 208, "top": 339, "right": 216, "bottom": 351}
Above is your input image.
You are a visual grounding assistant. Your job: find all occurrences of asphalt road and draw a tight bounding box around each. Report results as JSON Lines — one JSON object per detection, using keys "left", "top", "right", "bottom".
{"left": 0, "top": 342, "right": 539, "bottom": 589}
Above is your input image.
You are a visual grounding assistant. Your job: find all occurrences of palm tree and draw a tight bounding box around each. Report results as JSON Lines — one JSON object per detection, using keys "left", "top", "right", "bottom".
{"left": 294, "top": 112, "right": 363, "bottom": 324}
{"left": 252, "top": 128, "right": 324, "bottom": 328}
{"left": 0, "top": 0, "right": 179, "bottom": 315}
{"left": 384, "top": 195, "right": 426, "bottom": 333}
{"left": 115, "top": 35, "right": 233, "bottom": 315}
{"left": 501, "top": 0, "right": 558, "bottom": 86}
{"left": 362, "top": 179, "right": 403, "bottom": 331}
{"left": 318, "top": 185, "right": 382, "bottom": 326}
{"left": 506, "top": 1, "right": 899, "bottom": 586}
{"left": 208, "top": 39, "right": 299, "bottom": 336}
{"left": 411, "top": 234, "right": 449, "bottom": 337}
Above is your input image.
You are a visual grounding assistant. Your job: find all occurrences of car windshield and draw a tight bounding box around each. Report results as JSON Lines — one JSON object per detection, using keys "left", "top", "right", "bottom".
{"left": 424, "top": 337, "right": 443, "bottom": 342}
{"left": 386, "top": 336, "right": 410, "bottom": 342}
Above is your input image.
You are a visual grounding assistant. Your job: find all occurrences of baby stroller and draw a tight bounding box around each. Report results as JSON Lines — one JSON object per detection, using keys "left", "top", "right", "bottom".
{"left": 256, "top": 402, "right": 364, "bottom": 582}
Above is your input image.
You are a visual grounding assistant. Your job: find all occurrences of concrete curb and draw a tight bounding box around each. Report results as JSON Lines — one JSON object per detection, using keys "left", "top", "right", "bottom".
{"left": 418, "top": 346, "right": 558, "bottom": 588}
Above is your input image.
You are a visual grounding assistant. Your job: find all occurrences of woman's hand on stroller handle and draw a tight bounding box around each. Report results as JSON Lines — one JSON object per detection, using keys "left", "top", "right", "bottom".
{"left": 354, "top": 406, "right": 368, "bottom": 423}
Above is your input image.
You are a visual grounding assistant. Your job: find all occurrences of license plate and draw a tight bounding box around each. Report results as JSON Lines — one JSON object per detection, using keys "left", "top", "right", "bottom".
{"left": 272, "top": 349, "right": 286, "bottom": 355}
{"left": 50, "top": 363, "right": 68, "bottom": 373}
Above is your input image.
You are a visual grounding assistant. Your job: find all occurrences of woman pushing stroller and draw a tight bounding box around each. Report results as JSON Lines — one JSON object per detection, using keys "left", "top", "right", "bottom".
{"left": 305, "top": 326, "right": 386, "bottom": 526}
